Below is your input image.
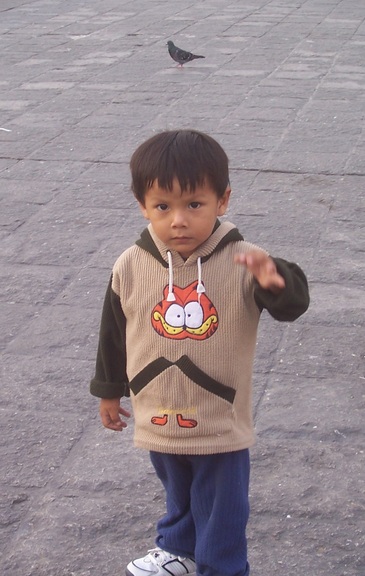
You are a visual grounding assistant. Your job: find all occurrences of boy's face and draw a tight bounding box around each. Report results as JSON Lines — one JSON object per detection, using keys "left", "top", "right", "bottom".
{"left": 139, "top": 178, "right": 231, "bottom": 259}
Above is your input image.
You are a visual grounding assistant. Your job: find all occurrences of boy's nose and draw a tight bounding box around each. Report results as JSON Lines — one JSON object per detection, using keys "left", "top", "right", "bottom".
{"left": 171, "top": 210, "right": 187, "bottom": 227}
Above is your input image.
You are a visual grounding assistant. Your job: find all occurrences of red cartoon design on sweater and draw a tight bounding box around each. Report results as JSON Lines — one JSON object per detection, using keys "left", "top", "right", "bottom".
{"left": 151, "top": 413, "right": 198, "bottom": 428}
{"left": 151, "top": 281, "right": 218, "bottom": 340}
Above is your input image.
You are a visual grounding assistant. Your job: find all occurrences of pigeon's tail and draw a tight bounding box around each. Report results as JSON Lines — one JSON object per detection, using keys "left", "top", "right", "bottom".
{"left": 192, "top": 54, "right": 205, "bottom": 60}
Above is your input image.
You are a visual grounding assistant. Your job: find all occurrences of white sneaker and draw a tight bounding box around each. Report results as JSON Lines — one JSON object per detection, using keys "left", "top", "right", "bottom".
{"left": 126, "top": 547, "right": 196, "bottom": 576}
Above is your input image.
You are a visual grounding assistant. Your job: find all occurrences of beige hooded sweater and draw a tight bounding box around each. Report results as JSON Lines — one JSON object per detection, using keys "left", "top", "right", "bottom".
{"left": 90, "top": 221, "right": 309, "bottom": 455}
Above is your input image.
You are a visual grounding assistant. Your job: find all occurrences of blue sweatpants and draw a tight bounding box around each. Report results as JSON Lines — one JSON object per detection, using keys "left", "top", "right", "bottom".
{"left": 150, "top": 450, "right": 250, "bottom": 576}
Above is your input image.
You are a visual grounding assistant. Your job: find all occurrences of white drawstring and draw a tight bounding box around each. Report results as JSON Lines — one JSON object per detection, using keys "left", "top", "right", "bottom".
{"left": 166, "top": 251, "right": 176, "bottom": 301}
{"left": 166, "top": 252, "right": 205, "bottom": 302}
{"left": 197, "top": 257, "right": 206, "bottom": 297}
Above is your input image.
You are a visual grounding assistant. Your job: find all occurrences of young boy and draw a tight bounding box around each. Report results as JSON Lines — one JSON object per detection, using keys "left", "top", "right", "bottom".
{"left": 90, "top": 129, "right": 309, "bottom": 576}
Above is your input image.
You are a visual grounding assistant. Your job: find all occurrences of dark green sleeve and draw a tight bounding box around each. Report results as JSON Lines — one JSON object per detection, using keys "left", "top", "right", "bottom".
{"left": 254, "top": 258, "right": 310, "bottom": 321}
{"left": 90, "top": 275, "right": 129, "bottom": 399}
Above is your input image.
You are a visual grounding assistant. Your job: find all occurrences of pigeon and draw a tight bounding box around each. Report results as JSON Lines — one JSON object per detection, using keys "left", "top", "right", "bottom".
{"left": 167, "top": 40, "right": 205, "bottom": 67}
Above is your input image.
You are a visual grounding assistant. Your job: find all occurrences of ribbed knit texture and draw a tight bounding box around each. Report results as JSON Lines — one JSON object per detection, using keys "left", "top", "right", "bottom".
{"left": 111, "top": 222, "right": 262, "bottom": 455}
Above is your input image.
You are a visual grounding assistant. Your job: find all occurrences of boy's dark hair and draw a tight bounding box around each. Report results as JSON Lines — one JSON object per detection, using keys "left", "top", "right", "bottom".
{"left": 130, "top": 129, "right": 229, "bottom": 204}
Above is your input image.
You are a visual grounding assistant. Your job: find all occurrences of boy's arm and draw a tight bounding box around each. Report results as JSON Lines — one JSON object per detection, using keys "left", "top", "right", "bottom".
{"left": 235, "top": 252, "right": 309, "bottom": 321}
{"left": 254, "top": 257, "right": 309, "bottom": 321}
{"left": 90, "top": 275, "right": 129, "bottom": 399}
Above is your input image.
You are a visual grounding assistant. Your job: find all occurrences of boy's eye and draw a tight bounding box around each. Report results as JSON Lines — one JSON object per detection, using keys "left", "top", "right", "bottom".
{"left": 157, "top": 204, "right": 169, "bottom": 211}
{"left": 190, "top": 202, "right": 201, "bottom": 209}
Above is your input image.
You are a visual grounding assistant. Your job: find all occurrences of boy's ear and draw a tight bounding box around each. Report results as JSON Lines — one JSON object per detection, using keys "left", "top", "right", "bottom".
{"left": 217, "top": 186, "right": 231, "bottom": 216}
{"left": 138, "top": 201, "right": 149, "bottom": 219}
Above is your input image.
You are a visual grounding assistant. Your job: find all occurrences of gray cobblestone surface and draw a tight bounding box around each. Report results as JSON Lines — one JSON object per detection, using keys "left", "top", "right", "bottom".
{"left": 1, "top": 0, "right": 364, "bottom": 575}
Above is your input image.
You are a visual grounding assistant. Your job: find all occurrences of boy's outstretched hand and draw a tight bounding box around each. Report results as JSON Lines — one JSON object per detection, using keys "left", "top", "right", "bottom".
{"left": 99, "top": 398, "right": 131, "bottom": 431}
{"left": 234, "top": 250, "right": 285, "bottom": 293}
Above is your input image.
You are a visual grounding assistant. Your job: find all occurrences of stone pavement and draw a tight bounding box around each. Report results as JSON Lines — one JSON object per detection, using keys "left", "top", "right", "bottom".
{"left": 1, "top": 0, "right": 364, "bottom": 574}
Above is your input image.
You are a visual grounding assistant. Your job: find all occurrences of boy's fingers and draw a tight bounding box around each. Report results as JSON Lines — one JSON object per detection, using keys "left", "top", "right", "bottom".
{"left": 234, "top": 253, "right": 247, "bottom": 265}
{"left": 234, "top": 251, "right": 267, "bottom": 268}
{"left": 235, "top": 252, "right": 285, "bottom": 291}
{"left": 261, "top": 269, "right": 286, "bottom": 291}
{"left": 274, "top": 274, "right": 286, "bottom": 288}
{"left": 100, "top": 408, "right": 128, "bottom": 431}
{"left": 104, "top": 417, "right": 127, "bottom": 431}
{"left": 267, "top": 276, "right": 286, "bottom": 291}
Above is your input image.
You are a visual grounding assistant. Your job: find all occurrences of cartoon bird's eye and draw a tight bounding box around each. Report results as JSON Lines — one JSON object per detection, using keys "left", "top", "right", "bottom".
{"left": 184, "top": 301, "right": 203, "bottom": 329}
{"left": 165, "top": 304, "right": 185, "bottom": 327}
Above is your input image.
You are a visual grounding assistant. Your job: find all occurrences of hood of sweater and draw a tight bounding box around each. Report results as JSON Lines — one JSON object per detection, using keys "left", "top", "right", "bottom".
{"left": 135, "top": 220, "right": 244, "bottom": 303}
{"left": 135, "top": 219, "right": 243, "bottom": 268}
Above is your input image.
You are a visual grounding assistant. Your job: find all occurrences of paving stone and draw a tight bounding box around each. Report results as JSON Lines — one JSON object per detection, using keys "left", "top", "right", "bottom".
{"left": 0, "top": 1, "right": 364, "bottom": 575}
